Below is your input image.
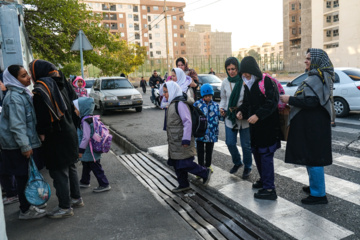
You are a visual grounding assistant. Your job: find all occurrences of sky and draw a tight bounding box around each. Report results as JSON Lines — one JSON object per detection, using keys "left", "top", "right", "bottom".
{"left": 171, "top": 0, "right": 283, "bottom": 51}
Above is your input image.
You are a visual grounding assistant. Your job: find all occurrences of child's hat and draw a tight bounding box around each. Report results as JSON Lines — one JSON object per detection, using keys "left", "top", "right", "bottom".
{"left": 200, "top": 83, "right": 214, "bottom": 97}
{"left": 72, "top": 76, "right": 86, "bottom": 88}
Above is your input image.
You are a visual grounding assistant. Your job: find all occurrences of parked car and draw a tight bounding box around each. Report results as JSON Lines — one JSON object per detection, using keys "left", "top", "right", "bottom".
{"left": 283, "top": 68, "right": 360, "bottom": 117}
{"left": 90, "top": 77, "right": 143, "bottom": 115}
{"left": 196, "top": 74, "right": 222, "bottom": 100}
{"left": 84, "top": 78, "right": 95, "bottom": 95}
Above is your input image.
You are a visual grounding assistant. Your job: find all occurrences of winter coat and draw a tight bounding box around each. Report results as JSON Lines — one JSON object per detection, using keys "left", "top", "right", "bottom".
{"left": 166, "top": 98, "right": 196, "bottom": 160}
{"left": 140, "top": 79, "right": 147, "bottom": 88}
{"left": 193, "top": 99, "right": 220, "bottom": 142}
{"left": 77, "top": 97, "right": 101, "bottom": 162}
{"left": 149, "top": 74, "right": 162, "bottom": 87}
{"left": 0, "top": 86, "right": 41, "bottom": 152}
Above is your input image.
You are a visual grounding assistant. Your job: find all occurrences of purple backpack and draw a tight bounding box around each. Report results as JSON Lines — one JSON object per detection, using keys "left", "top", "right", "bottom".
{"left": 82, "top": 115, "right": 112, "bottom": 160}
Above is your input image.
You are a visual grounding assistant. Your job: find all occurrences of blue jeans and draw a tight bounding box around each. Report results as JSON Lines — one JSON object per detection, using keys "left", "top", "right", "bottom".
{"left": 306, "top": 166, "right": 326, "bottom": 197}
{"left": 225, "top": 126, "right": 252, "bottom": 170}
{"left": 151, "top": 87, "right": 155, "bottom": 101}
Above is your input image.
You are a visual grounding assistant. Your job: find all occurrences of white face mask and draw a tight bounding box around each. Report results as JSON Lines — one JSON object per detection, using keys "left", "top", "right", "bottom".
{"left": 242, "top": 75, "right": 256, "bottom": 90}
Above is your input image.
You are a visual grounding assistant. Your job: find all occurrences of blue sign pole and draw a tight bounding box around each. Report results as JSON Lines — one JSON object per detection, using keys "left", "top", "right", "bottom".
{"left": 79, "top": 30, "right": 84, "bottom": 78}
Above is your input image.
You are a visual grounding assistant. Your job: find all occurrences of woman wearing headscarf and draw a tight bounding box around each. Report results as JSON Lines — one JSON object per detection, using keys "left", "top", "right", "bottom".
{"left": 29, "top": 59, "right": 83, "bottom": 218}
{"left": 176, "top": 57, "right": 199, "bottom": 100}
{"left": 163, "top": 81, "right": 211, "bottom": 192}
{"left": 236, "top": 56, "right": 280, "bottom": 201}
{"left": 0, "top": 65, "right": 46, "bottom": 219}
{"left": 280, "top": 48, "right": 333, "bottom": 205}
{"left": 219, "top": 57, "right": 252, "bottom": 179}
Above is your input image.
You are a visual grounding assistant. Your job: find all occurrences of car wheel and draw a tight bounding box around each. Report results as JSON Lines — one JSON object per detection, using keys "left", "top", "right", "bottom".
{"left": 334, "top": 97, "right": 349, "bottom": 118}
{"left": 100, "top": 102, "right": 107, "bottom": 115}
{"left": 135, "top": 107, "right": 142, "bottom": 112}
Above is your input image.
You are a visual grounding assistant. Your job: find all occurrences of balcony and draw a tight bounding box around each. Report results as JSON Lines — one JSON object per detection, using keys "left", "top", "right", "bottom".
{"left": 134, "top": 15, "right": 139, "bottom": 21}
{"left": 110, "top": 5, "right": 116, "bottom": 11}
{"left": 111, "top": 23, "right": 118, "bottom": 30}
{"left": 134, "top": 24, "right": 139, "bottom": 31}
{"left": 110, "top": 14, "right": 117, "bottom": 20}
{"left": 133, "top": 6, "right": 138, "bottom": 12}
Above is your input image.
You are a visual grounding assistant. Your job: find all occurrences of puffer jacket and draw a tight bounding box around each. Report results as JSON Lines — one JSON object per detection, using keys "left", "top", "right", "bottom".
{"left": 0, "top": 86, "right": 41, "bottom": 152}
{"left": 193, "top": 98, "right": 220, "bottom": 142}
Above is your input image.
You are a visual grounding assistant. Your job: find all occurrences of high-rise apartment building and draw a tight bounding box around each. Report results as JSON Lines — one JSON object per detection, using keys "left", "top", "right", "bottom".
{"left": 185, "top": 23, "right": 232, "bottom": 58}
{"left": 283, "top": 0, "right": 360, "bottom": 72}
{"left": 81, "top": 0, "right": 186, "bottom": 59}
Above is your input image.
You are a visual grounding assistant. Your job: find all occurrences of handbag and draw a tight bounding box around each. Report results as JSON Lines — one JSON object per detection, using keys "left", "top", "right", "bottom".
{"left": 24, "top": 156, "right": 51, "bottom": 206}
{"left": 279, "top": 105, "right": 290, "bottom": 141}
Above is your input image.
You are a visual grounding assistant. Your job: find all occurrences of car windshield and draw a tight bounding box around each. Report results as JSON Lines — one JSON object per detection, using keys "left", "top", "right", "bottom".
{"left": 342, "top": 69, "right": 360, "bottom": 81}
{"left": 85, "top": 80, "right": 95, "bottom": 88}
{"left": 101, "top": 79, "right": 133, "bottom": 90}
{"left": 199, "top": 75, "right": 222, "bottom": 84}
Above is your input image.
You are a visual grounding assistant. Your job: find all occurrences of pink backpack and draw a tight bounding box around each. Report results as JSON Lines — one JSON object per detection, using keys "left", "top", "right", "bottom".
{"left": 258, "top": 73, "right": 286, "bottom": 110}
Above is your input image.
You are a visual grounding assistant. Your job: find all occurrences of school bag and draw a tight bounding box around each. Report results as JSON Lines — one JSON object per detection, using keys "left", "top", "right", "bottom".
{"left": 81, "top": 115, "right": 113, "bottom": 160}
{"left": 175, "top": 101, "right": 208, "bottom": 138}
{"left": 24, "top": 157, "right": 51, "bottom": 206}
{"left": 258, "top": 73, "right": 286, "bottom": 110}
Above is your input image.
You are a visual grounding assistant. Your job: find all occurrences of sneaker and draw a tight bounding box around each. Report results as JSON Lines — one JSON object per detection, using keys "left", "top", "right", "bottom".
{"left": 254, "top": 189, "right": 277, "bottom": 200}
{"left": 208, "top": 166, "right": 214, "bottom": 173}
{"left": 47, "top": 206, "right": 74, "bottom": 219}
{"left": 301, "top": 195, "right": 328, "bottom": 205}
{"left": 252, "top": 179, "right": 263, "bottom": 189}
{"left": 93, "top": 185, "right": 111, "bottom": 193}
{"left": 71, "top": 197, "right": 84, "bottom": 208}
{"left": 37, "top": 203, "right": 47, "bottom": 209}
{"left": 19, "top": 206, "right": 46, "bottom": 220}
{"left": 79, "top": 183, "right": 90, "bottom": 188}
{"left": 229, "top": 164, "right": 243, "bottom": 174}
{"left": 203, "top": 169, "right": 212, "bottom": 185}
{"left": 302, "top": 186, "right": 310, "bottom": 194}
{"left": 171, "top": 186, "right": 191, "bottom": 193}
{"left": 3, "top": 196, "right": 19, "bottom": 205}
{"left": 242, "top": 168, "right": 252, "bottom": 179}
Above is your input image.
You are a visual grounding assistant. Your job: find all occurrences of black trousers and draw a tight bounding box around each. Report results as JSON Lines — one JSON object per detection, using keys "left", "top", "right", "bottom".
{"left": 196, "top": 141, "right": 214, "bottom": 167}
{"left": 49, "top": 163, "right": 81, "bottom": 209}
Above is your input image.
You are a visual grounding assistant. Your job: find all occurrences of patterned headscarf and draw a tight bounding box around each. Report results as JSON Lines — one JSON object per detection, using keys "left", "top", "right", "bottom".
{"left": 306, "top": 48, "right": 334, "bottom": 82}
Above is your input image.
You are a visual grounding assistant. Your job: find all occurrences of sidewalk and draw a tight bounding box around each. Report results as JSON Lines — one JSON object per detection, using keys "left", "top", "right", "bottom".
{"left": 3, "top": 146, "right": 201, "bottom": 240}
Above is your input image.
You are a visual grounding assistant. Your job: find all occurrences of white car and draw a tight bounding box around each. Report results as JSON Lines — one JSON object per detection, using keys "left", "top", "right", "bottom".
{"left": 283, "top": 68, "right": 360, "bottom": 117}
{"left": 84, "top": 78, "right": 95, "bottom": 96}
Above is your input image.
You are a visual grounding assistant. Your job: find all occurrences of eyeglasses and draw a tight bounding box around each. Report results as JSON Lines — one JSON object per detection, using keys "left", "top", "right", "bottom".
{"left": 163, "top": 90, "right": 168, "bottom": 93}
{"left": 227, "top": 68, "right": 237, "bottom": 71}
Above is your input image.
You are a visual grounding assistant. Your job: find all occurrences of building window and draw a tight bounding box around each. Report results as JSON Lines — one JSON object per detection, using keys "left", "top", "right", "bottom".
{"left": 292, "top": 16, "right": 296, "bottom": 22}
{"left": 143, "top": 15, "right": 146, "bottom": 19}
{"left": 144, "top": 42, "right": 148, "bottom": 46}
{"left": 134, "top": 24, "right": 139, "bottom": 30}
{"left": 150, "top": 51, "right": 153, "bottom": 57}
{"left": 173, "top": 25, "right": 177, "bottom": 29}
{"left": 119, "top": 23, "right": 124, "bottom": 28}
{"left": 179, "top": 16, "right": 183, "bottom": 21}
{"left": 181, "top": 50, "right": 186, "bottom": 54}
{"left": 156, "top": 42, "right": 160, "bottom": 46}
{"left": 173, "top": 16, "right": 177, "bottom": 20}
{"left": 174, "top": 33, "right": 178, "bottom": 37}
{"left": 120, "top": 32, "right": 125, "bottom": 37}
{"left": 333, "top": 14, "right": 339, "bottom": 22}
{"left": 111, "top": 23, "right": 117, "bottom": 30}
{"left": 333, "top": 0, "right": 339, "bottom": 8}
{"left": 102, "top": 4, "right": 108, "bottom": 10}
{"left": 326, "top": 15, "right": 331, "bottom": 22}
{"left": 179, "top": 8, "right": 183, "bottom": 12}
{"left": 149, "top": 25, "right": 152, "bottom": 30}
{"left": 326, "top": 1, "right": 331, "bottom": 8}
{"left": 180, "top": 25, "right": 184, "bottom": 29}
{"left": 153, "top": 6, "right": 159, "bottom": 11}
{"left": 110, "top": 5, "right": 116, "bottom": 11}
{"left": 291, "top": 4, "right": 295, "bottom": 10}
{"left": 174, "top": 42, "right": 177, "bottom": 46}
{"left": 333, "top": 29, "right": 339, "bottom": 36}
{"left": 155, "top": 33, "right": 160, "bottom": 38}
{"left": 128, "top": 5, "right": 132, "bottom": 9}
{"left": 326, "top": 30, "right": 331, "bottom": 37}
{"left": 135, "top": 33, "right": 140, "bottom": 40}
{"left": 142, "top": 6, "right": 146, "bottom": 10}
{"left": 147, "top": 6, "right": 150, "bottom": 12}
{"left": 180, "top": 34, "right": 184, "bottom": 38}
{"left": 150, "top": 43, "right": 153, "bottom": 49}
{"left": 133, "top": 6, "right": 138, "bottom": 12}
{"left": 110, "top": 14, "right": 117, "bottom": 20}
{"left": 156, "top": 51, "right": 161, "bottom": 55}
{"left": 128, "top": 14, "right": 133, "bottom": 19}
{"left": 154, "top": 24, "right": 159, "bottom": 29}
{"left": 325, "top": 43, "right": 339, "bottom": 49}
{"left": 149, "top": 34, "right": 152, "bottom": 40}
{"left": 134, "top": 15, "right": 139, "bottom": 21}
{"left": 299, "top": 3, "right": 301, "bottom": 9}
{"left": 292, "top": 28, "right": 296, "bottom": 35}
{"left": 144, "top": 33, "right": 148, "bottom": 37}
{"left": 299, "top": 16, "right": 301, "bottom": 22}
{"left": 144, "top": 24, "right": 147, "bottom": 28}
{"left": 119, "top": 14, "right": 123, "bottom": 18}
{"left": 181, "top": 42, "right": 185, "bottom": 46}
{"left": 299, "top": 27, "right": 301, "bottom": 34}
{"left": 148, "top": 16, "right": 151, "bottom": 21}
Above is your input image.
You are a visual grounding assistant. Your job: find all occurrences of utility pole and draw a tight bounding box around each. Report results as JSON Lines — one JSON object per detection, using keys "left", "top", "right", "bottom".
{"left": 164, "top": 0, "right": 170, "bottom": 75}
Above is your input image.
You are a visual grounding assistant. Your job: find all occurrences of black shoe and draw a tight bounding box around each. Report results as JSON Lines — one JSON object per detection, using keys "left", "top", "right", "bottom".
{"left": 254, "top": 189, "right": 277, "bottom": 200}
{"left": 203, "top": 169, "right": 212, "bottom": 185}
{"left": 229, "top": 164, "right": 243, "bottom": 174}
{"left": 171, "top": 186, "right": 191, "bottom": 193}
{"left": 331, "top": 122, "right": 336, "bottom": 127}
{"left": 301, "top": 195, "right": 328, "bottom": 205}
{"left": 252, "top": 179, "right": 263, "bottom": 189}
{"left": 242, "top": 168, "right": 252, "bottom": 179}
{"left": 302, "top": 186, "right": 310, "bottom": 194}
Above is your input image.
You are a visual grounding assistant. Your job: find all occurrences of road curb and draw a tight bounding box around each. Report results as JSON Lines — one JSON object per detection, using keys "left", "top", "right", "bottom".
{"left": 109, "top": 127, "right": 141, "bottom": 154}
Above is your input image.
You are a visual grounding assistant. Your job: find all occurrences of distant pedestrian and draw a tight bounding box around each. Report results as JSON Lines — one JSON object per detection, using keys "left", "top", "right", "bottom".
{"left": 72, "top": 76, "right": 88, "bottom": 97}
{"left": 77, "top": 97, "right": 111, "bottom": 193}
{"left": 163, "top": 81, "right": 212, "bottom": 192}
{"left": 209, "top": 67, "right": 216, "bottom": 75}
{"left": 29, "top": 59, "right": 83, "bottom": 218}
{"left": 193, "top": 84, "right": 220, "bottom": 172}
{"left": 0, "top": 65, "right": 46, "bottom": 219}
{"left": 280, "top": 48, "right": 333, "bottom": 205}
{"left": 140, "top": 77, "right": 147, "bottom": 93}
{"left": 219, "top": 57, "right": 252, "bottom": 179}
{"left": 237, "top": 56, "right": 280, "bottom": 201}
{"left": 149, "top": 70, "right": 162, "bottom": 103}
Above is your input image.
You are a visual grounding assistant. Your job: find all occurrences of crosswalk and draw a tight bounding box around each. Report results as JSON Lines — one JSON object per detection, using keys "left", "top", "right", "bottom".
{"left": 148, "top": 138, "right": 359, "bottom": 239}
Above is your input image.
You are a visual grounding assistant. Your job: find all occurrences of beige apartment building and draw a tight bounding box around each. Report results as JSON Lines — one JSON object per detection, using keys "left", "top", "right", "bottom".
{"left": 185, "top": 23, "right": 232, "bottom": 58}
{"left": 236, "top": 42, "right": 284, "bottom": 71}
{"left": 81, "top": 0, "right": 186, "bottom": 59}
{"left": 283, "top": 0, "right": 360, "bottom": 72}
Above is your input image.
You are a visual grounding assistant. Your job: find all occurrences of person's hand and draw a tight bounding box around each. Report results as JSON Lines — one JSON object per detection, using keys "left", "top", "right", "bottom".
{"left": 78, "top": 153, "right": 83, "bottom": 159}
{"left": 189, "top": 81, "right": 197, "bottom": 88}
{"left": 39, "top": 135, "right": 45, "bottom": 141}
{"left": 248, "top": 114, "right": 259, "bottom": 124}
{"left": 236, "top": 111, "right": 243, "bottom": 120}
{"left": 280, "top": 95, "right": 290, "bottom": 104}
{"left": 182, "top": 144, "right": 189, "bottom": 148}
{"left": 151, "top": 86, "right": 154, "bottom": 88}
{"left": 74, "top": 108, "right": 80, "bottom": 117}
{"left": 0, "top": 81, "right": 6, "bottom": 91}
{"left": 220, "top": 108, "right": 226, "bottom": 117}
{"left": 22, "top": 149, "right": 33, "bottom": 159}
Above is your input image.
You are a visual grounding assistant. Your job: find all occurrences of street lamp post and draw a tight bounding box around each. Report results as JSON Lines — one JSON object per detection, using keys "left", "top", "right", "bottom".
{"left": 164, "top": 0, "right": 170, "bottom": 75}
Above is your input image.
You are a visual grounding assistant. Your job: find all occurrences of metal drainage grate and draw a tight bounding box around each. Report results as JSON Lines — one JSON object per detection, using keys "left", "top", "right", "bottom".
{"left": 117, "top": 153, "right": 264, "bottom": 240}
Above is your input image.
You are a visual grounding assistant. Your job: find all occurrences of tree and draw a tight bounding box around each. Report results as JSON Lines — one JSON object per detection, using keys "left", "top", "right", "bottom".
{"left": 247, "top": 49, "right": 261, "bottom": 61}
{"left": 23, "top": 0, "right": 146, "bottom": 75}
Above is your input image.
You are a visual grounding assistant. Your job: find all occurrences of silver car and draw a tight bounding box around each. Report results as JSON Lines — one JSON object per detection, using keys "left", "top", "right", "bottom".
{"left": 283, "top": 68, "right": 360, "bottom": 117}
{"left": 90, "top": 77, "right": 143, "bottom": 115}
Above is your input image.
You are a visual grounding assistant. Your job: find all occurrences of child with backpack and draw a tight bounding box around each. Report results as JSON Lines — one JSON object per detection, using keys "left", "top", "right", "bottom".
{"left": 163, "top": 81, "right": 211, "bottom": 193}
{"left": 193, "top": 84, "right": 220, "bottom": 172}
{"left": 72, "top": 76, "right": 88, "bottom": 97}
{"left": 77, "top": 97, "right": 111, "bottom": 193}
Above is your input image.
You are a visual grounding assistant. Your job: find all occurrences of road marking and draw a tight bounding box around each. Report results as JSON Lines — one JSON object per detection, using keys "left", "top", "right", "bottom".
{"left": 147, "top": 145, "right": 354, "bottom": 239}
{"left": 331, "top": 126, "right": 360, "bottom": 134}
{"left": 335, "top": 118, "right": 360, "bottom": 126}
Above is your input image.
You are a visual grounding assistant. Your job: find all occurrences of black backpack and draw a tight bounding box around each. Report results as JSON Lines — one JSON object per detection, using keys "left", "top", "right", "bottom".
{"left": 175, "top": 101, "right": 207, "bottom": 138}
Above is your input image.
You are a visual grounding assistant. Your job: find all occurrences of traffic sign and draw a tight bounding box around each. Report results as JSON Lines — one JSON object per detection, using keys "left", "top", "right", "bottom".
{"left": 71, "top": 30, "right": 93, "bottom": 51}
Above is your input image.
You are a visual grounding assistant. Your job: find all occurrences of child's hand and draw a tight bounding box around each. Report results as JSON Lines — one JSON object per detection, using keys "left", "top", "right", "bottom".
{"left": 74, "top": 108, "right": 80, "bottom": 117}
{"left": 39, "top": 135, "right": 45, "bottom": 141}
{"left": 236, "top": 111, "right": 243, "bottom": 120}
{"left": 78, "top": 153, "right": 83, "bottom": 159}
{"left": 182, "top": 144, "right": 189, "bottom": 148}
